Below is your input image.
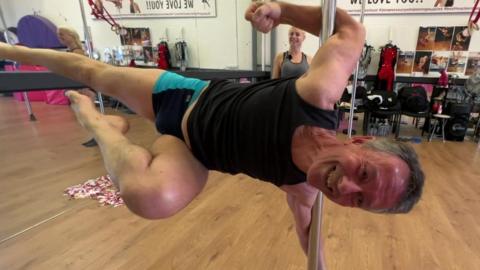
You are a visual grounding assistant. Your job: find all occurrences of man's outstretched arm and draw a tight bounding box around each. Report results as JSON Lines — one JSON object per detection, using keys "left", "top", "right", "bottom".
{"left": 245, "top": 2, "right": 362, "bottom": 42}
{"left": 246, "top": 2, "right": 365, "bottom": 110}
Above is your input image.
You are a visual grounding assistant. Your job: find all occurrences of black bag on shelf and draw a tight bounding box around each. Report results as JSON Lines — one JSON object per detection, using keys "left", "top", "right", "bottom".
{"left": 398, "top": 86, "right": 429, "bottom": 113}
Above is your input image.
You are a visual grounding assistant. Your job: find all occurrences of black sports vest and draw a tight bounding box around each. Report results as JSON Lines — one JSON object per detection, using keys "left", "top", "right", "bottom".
{"left": 187, "top": 78, "right": 339, "bottom": 186}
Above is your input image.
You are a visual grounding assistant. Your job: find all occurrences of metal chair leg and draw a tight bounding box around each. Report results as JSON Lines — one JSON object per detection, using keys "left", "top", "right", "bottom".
{"left": 429, "top": 119, "right": 438, "bottom": 142}
{"left": 22, "top": 92, "right": 37, "bottom": 121}
{"left": 441, "top": 119, "right": 446, "bottom": 143}
{"left": 97, "top": 92, "right": 105, "bottom": 114}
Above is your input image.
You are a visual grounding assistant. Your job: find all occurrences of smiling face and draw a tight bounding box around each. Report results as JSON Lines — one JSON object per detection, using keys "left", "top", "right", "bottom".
{"left": 306, "top": 143, "right": 410, "bottom": 211}
{"left": 288, "top": 27, "right": 306, "bottom": 49}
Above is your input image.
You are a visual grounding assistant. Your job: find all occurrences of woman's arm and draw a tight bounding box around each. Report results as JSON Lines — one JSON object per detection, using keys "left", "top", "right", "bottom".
{"left": 271, "top": 52, "right": 284, "bottom": 79}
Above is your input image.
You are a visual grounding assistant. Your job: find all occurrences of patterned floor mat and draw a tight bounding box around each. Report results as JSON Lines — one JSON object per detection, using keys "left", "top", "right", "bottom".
{"left": 64, "top": 175, "right": 124, "bottom": 207}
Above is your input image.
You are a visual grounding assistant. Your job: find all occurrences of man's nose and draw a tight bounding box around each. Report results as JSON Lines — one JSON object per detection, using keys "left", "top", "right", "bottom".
{"left": 337, "top": 176, "right": 362, "bottom": 194}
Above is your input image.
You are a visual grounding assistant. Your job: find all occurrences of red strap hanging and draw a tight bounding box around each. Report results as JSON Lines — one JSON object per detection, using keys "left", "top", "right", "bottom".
{"left": 468, "top": 0, "right": 480, "bottom": 33}
{"left": 87, "top": 0, "right": 126, "bottom": 35}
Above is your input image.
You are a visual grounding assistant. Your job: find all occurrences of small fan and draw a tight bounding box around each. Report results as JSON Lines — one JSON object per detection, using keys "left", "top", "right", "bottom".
{"left": 465, "top": 70, "right": 480, "bottom": 98}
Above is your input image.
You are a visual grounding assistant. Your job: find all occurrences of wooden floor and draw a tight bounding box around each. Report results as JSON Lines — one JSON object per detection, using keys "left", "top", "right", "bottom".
{"left": 0, "top": 96, "right": 479, "bottom": 270}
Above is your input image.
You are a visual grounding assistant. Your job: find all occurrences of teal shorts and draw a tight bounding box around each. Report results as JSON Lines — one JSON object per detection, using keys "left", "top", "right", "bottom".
{"left": 153, "top": 71, "right": 208, "bottom": 104}
{"left": 151, "top": 71, "right": 208, "bottom": 140}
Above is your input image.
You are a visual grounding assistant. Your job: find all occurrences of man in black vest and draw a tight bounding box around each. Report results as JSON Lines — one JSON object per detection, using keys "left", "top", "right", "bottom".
{"left": 0, "top": 2, "right": 424, "bottom": 268}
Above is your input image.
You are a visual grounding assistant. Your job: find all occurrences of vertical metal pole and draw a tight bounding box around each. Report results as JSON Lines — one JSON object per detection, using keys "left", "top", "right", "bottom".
{"left": 0, "top": 4, "right": 37, "bottom": 121}
{"left": 308, "top": 1, "right": 336, "bottom": 270}
{"left": 252, "top": 28, "right": 258, "bottom": 71}
{"left": 347, "top": 0, "right": 367, "bottom": 138}
{"left": 261, "top": 33, "right": 266, "bottom": 71}
{"left": 78, "top": 0, "right": 105, "bottom": 113}
{"left": 271, "top": 28, "right": 277, "bottom": 74}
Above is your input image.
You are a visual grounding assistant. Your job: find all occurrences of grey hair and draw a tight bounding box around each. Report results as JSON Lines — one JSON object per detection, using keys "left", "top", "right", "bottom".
{"left": 362, "top": 139, "right": 425, "bottom": 214}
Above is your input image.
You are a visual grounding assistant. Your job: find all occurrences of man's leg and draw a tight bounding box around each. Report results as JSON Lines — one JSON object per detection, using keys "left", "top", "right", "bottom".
{"left": 68, "top": 91, "right": 208, "bottom": 219}
{"left": 0, "top": 43, "right": 163, "bottom": 121}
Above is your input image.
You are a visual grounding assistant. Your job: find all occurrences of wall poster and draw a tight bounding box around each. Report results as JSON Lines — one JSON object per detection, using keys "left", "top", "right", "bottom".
{"left": 339, "top": 0, "right": 473, "bottom": 15}
{"left": 93, "top": 0, "right": 216, "bottom": 19}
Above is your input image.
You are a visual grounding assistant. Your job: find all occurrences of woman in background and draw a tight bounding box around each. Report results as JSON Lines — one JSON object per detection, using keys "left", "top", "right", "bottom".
{"left": 271, "top": 27, "right": 312, "bottom": 79}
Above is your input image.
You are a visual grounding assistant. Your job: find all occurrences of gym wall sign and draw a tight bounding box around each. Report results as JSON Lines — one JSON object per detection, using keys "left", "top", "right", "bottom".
{"left": 341, "top": 0, "right": 474, "bottom": 15}
{"left": 94, "top": 0, "right": 217, "bottom": 19}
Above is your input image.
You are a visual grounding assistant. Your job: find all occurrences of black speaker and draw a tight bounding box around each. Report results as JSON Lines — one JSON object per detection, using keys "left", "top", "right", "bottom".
{"left": 445, "top": 103, "right": 471, "bottom": 141}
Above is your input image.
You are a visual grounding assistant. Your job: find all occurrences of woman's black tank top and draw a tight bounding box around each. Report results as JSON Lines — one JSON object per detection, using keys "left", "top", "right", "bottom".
{"left": 187, "top": 78, "right": 338, "bottom": 186}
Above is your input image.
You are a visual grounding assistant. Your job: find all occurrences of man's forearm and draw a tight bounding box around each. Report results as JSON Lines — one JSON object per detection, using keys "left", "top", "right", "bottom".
{"left": 277, "top": 1, "right": 359, "bottom": 37}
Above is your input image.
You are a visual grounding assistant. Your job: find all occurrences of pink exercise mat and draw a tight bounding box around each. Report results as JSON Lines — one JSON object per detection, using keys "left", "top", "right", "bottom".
{"left": 6, "top": 64, "right": 70, "bottom": 105}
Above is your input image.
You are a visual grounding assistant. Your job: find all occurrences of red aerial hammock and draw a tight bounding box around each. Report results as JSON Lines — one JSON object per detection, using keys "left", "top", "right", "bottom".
{"left": 468, "top": 0, "right": 480, "bottom": 34}
{"left": 87, "top": 0, "right": 127, "bottom": 35}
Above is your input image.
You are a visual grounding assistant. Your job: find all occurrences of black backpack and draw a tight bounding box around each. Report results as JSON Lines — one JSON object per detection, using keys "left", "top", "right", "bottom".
{"left": 398, "top": 86, "right": 429, "bottom": 113}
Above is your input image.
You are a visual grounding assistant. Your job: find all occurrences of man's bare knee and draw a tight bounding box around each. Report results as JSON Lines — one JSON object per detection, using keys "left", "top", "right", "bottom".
{"left": 120, "top": 178, "right": 186, "bottom": 220}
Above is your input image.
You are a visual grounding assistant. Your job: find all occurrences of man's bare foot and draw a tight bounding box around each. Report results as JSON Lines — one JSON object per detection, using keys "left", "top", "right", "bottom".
{"left": 78, "top": 88, "right": 98, "bottom": 102}
{"left": 105, "top": 115, "right": 130, "bottom": 134}
{"left": 66, "top": 91, "right": 129, "bottom": 134}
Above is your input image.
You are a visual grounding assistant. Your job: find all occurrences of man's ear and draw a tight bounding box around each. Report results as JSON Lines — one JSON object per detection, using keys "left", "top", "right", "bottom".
{"left": 347, "top": 136, "right": 375, "bottom": 145}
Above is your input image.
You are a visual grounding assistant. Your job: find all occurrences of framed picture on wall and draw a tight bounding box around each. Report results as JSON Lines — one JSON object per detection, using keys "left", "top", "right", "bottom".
{"left": 143, "top": 47, "right": 154, "bottom": 63}
{"left": 451, "top": 26, "right": 471, "bottom": 51}
{"left": 413, "top": 51, "right": 433, "bottom": 74}
{"left": 465, "top": 52, "right": 480, "bottom": 76}
{"left": 120, "top": 27, "right": 151, "bottom": 47}
{"left": 447, "top": 51, "right": 467, "bottom": 74}
{"left": 416, "top": 27, "right": 436, "bottom": 51}
{"left": 430, "top": 51, "right": 450, "bottom": 73}
{"left": 396, "top": 51, "right": 415, "bottom": 74}
{"left": 434, "top": 27, "right": 454, "bottom": 51}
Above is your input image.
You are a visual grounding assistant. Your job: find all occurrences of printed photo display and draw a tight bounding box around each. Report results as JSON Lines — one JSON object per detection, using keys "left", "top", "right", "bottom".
{"left": 413, "top": 51, "right": 433, "bottom": 74}
{"left": 120, "top": 27, "right": 151, "bottom": 47}
{"left": 407, "top": 25, "right": 477, "bottom": 75}
{"left": 447, "top": 51, "right": 468, "bottom": 74}
{"left": 466, "top": 52, "right": 480, "bottom": 76}
{"left": 416, "top": 27, "right": 436, "bottom": 51}
{"left": 434, "top": 27, "right": 454, "bottom": 51}
{"left": 433, "top": 0, "right": 455, "bottom": 7}
{"left": 450, "top": 26, "right": 471, "bottom": 51}
{"left": 120, "top": 27, "right": 155, "bottom": 63}
{"left": 430, "top": 51, "right": 450, "bottom": 73}
{"left": 396, "top": 51, "right": 415, "bottom": 74}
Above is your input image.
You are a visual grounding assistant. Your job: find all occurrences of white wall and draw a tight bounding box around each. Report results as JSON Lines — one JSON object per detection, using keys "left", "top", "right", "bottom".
{"left": 1, "top": 0, "right": 253, "bottom": 70}
{"left": 2, "top": 0, "right": 479, "bottom": 74}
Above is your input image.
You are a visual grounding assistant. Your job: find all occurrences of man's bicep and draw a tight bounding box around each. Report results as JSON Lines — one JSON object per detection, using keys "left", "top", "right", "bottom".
{"left": 300, "top": 35, "right": 362, "bottom": 105}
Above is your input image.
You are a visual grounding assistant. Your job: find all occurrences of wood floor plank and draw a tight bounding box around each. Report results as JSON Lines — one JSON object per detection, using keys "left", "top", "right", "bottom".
{"left": 0, "top": 96, "right": 479, "bottom": 270}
